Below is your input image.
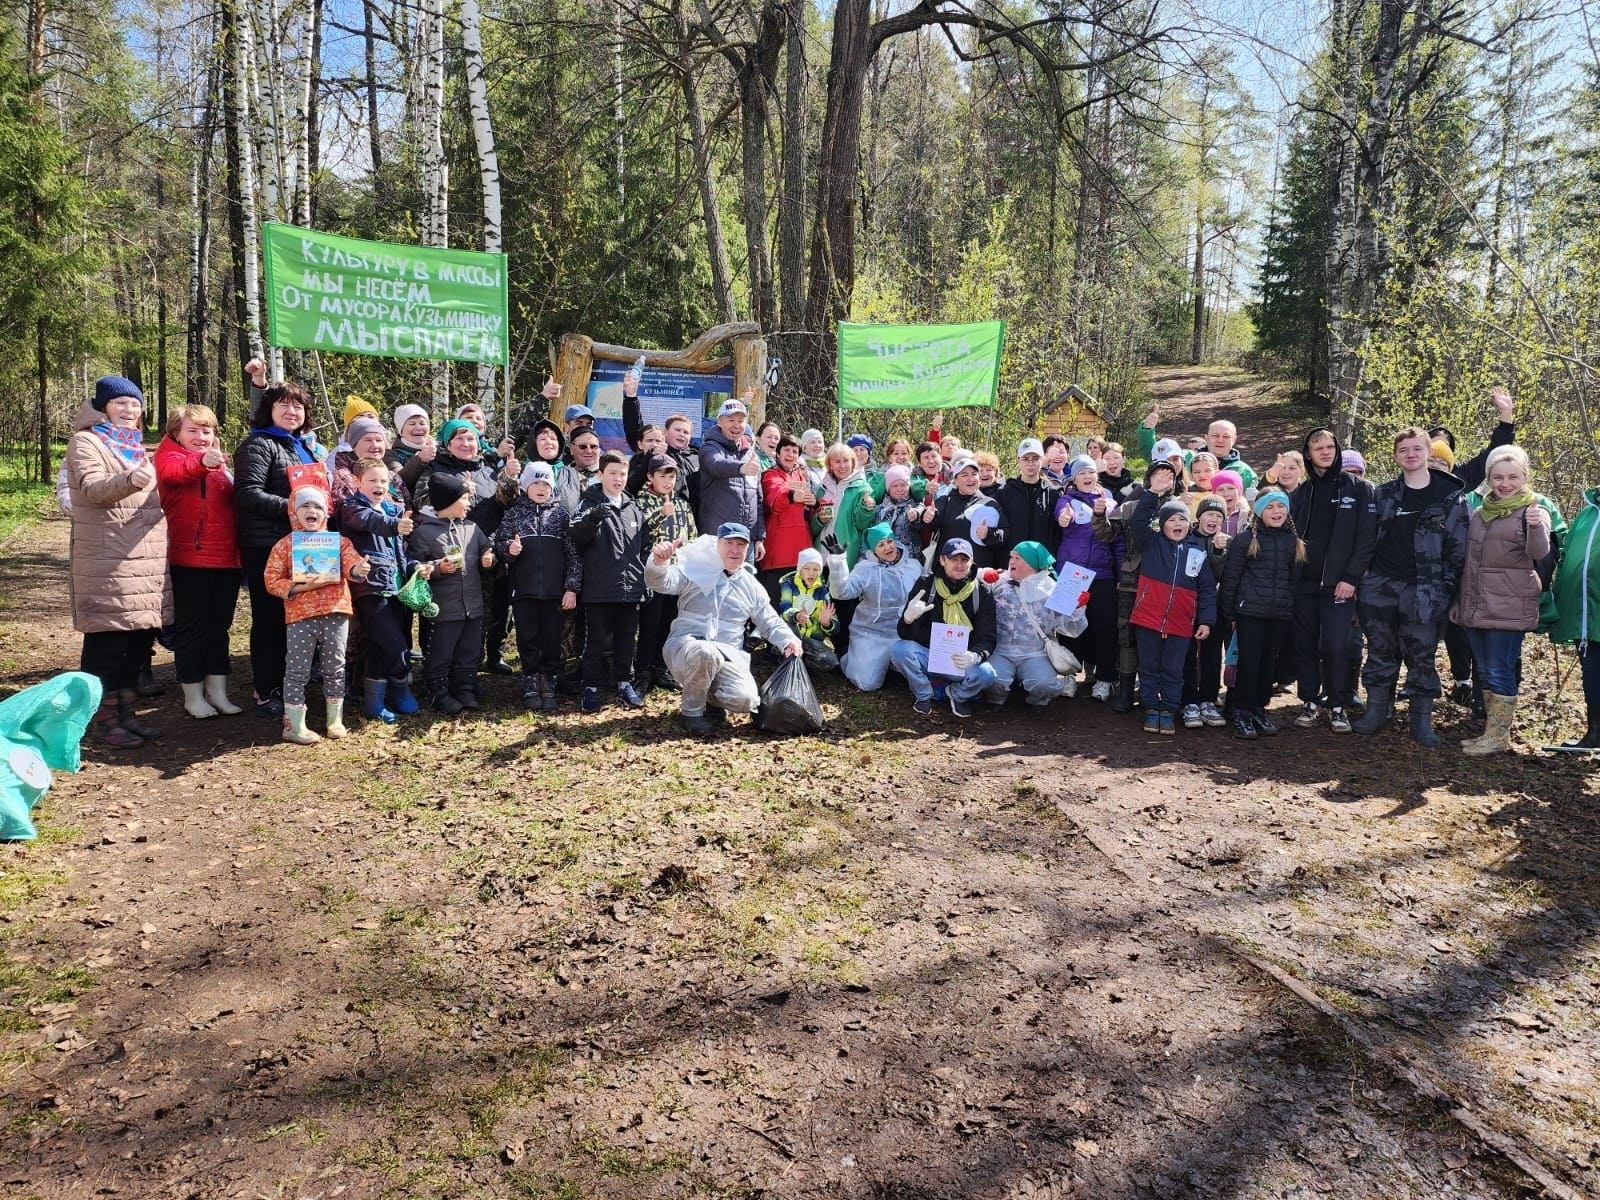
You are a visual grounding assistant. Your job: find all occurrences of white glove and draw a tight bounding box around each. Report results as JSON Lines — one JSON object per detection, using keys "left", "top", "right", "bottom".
{"left": 903, "top": 593, "right": 934, "bottom": 623}
{"left": 950, "top": 650, "right": 980, "bottom": 670}
{"left": 825, "top": 554, "right": 850, "bottom": 585}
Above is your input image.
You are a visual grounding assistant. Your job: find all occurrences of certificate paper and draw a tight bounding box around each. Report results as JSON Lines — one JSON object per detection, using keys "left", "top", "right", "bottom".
{"left": 1046, "top": 560, "right": 1097, "bottom": 615}
{"left": 927, "top": 621, "right": 971, "bottom": 676}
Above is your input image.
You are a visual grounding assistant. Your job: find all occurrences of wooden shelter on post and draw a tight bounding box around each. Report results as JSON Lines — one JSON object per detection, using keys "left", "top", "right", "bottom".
{"left": 548, "top": 322, "right": 769, "bottom": 425}
{"left": 1037, "top": 384, "right": 1108, "bottom": 443}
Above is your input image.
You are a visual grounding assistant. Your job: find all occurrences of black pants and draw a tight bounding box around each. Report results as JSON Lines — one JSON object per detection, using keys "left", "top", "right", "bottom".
{"left": 240, "top": 543, "right": 287, "bottom": 697}
{"left": 168, "top": 565, "right": 240, "bottom": 682}
{"left": 1183, "top": 616, "right": 1227, "bottom": 705}
{"left": 1070, "top": 577, "right": 1119, "bottom": 681}
{"left": 1233, "top": 616, "right": 1288, "bottom": 712}
{"left": 1443, "top": 620, "right": 1473, "bottom": 683}
{"left": 636, "top": 591, "right": 678, "bottom": 674}
{"left": 513, "top": 596, "right": 566, "bottom": 677}
{"left": 485, "top": 573, "right": 512, "bottom": 660}
{"left": 582, "top": 602, "right": 639, "bottom": 687}
{"left": 355, "top": 594, "right": 412, "bottom": 684}
{"left": 831, "top": 597, "right": 859, "bottom": 660}
{"left": 1293, "top": 583, "right": 1357, "bottom": 707}
{"left": 81, "top": 628, "right": 157, "bottom": 693}
{"left": 427, "top": 615, "right": 484, "bottom": 688}
{"left": 757, "top": 567, "right": 787, "bottom": 605}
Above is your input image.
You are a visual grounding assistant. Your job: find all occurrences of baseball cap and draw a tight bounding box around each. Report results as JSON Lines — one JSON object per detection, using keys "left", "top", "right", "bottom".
{"left": 1017, "top": 438, "right": 1044, "bottom": 458}
{"left": 563, "top": 404, "right": 595, "bottom": 423}
{"left": 716, "top": 522, "right": 751, "bottom": 542}
{"left": 951, "top": 454, "right": 978, "bottom": 476}
{"left": 717, "top": 399, "right": 748, "bottom": 418}
{"left": 519, "top": 461, "right": 556, "bottom": 488}
{"left": 646, "top": 452, "right": 678, "bottom": 474}
{"left": 940, "top": 537, "right": 974, "bottom": 558}
{"left": 846, "top": 433, "right": 874, "bottom": 450}
{"left": 1152, "top": 438, "right": 1183, "bottom": 461}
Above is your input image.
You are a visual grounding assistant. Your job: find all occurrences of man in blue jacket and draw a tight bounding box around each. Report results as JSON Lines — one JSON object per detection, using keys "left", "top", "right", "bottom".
{"left": 696, "top": 396, "right": 765, "bottom": 563}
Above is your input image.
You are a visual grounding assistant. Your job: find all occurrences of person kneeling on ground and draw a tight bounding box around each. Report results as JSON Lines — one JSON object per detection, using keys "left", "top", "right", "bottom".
{"left": 890, "top": 537, "right": 999, "bottom": 719}
{"left": 981, "top": 540, "right": 1077, "bottom": 709}
{"left": 645, "top": 522, "right": 803, "bottom": 735}
{"left": 778, "top": 548, "right": 840, "bottom": 671}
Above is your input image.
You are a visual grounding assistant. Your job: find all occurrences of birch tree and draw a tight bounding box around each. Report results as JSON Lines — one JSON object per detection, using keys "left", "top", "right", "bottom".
{"left": 460, "top": 0, "right": 503, "bottom": 406}
{"left": 417, "top": 0, "right": 450, "bottom": 416}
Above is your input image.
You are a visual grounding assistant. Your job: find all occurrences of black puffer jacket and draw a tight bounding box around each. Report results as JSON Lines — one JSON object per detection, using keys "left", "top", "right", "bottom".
{"left": 1219, "top": 524, "right": 1303, "bottom": 621}
{"left": 569, "top": 491, "right": 647, "bottom": 603}
{"left": 413, "top": 450, "right": 509, "bottom": 535}
{"left": 235, "top": 429, "right": 315, "bottom": 550}
{"left": 997, "top": 475, "right": 1060, "bottom": 556}
{"left": 1288, "top": 428, "right": 1377, "bottom": 591}
{"left": 493, "top": 496, "right": 582, "bottom": 600}
{"left": 408, "top": 512, "right": 488, "bottom": 620}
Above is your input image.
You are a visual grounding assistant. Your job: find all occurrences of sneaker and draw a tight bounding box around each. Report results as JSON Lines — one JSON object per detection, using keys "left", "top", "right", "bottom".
{"left": 1181, "top": 704, "right": 1203, "bottom": 729}
{"left": 1061, "top": 676, "right": 1078, "bottom": 698}
{"left": 522, "top": 688, "right": 542, "bottom": 713}
{"left": 1449, "top": 679, "right": 1475, "bottom": 707}
{"left": 913, "top": 697, "right": 934, "bottom": 716}
{"left": 680, "top": 711, "right": 714, "bottom": 735}
{"left": 1159, "top": 712, "right": 1177, "bottom": 735}
{"left": 1199, "top": 702, "right": 1226, "bottom": 727}
{"left": 1233, "top": 714, "right": 1258, "bottom": 739}
{"left": 1329, "top": 707, "right": 1352, "bottom": 734}
{"left": 1253, "top": 712, "right": 1279, "bottom": 737}
{"left": 581, "top": 687, "right": 602, "bottom": 713}
{"left": 1143, "top": 712, "right": 1161, "bottom": 734}
{"left": 253, "top": 688, "right": 284, "bottom": 719}
{"left": 1293, "top": 701, "right": 1321, "bottom": 729}
{"left": 617, "top": 682, "right": 645, "bottom": 709}
{"left": 949, "top": 692, "right": 973, "bottom": 719}
{"left": 1091, "top": 681, "right": 1113, "bottom": 702}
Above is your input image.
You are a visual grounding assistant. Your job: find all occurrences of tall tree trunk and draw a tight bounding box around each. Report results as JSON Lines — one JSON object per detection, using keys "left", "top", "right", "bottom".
{"left": 222, "top": 0, "right": 266, "bottom": 379}
{"left": 1190, "top": 206, "right": 1205, "bottom": 365}
{"left": 738, "top": 6, "right": 783, "bottom": 332}
{"left": 460, "top": 0, "right": 503, "bottom": 408}
{"left": 363, "top": 0, "right": 382, "bottom": 175}
{"left": 188, "top": 49, "right": 218, "bottom": 409}
{"left": 683, "top": 61, "right": 736, "bottom": 322}
{"left": 307, "top": 0, "right": 323, "bottom": 224}
{"left": 777, "top": 0, "right": 807, "bottom": 336}
{"left": 27, "top": 0, "right": 49, "bottom": 481}
{"left": 418, "top": 0, "right": 450, "bottom": 417}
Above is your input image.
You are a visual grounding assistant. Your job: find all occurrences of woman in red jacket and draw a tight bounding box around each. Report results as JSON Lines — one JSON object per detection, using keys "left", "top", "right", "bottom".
{"left": 759, "top": 434, "right": 818, "bottom": 602}
{"left": 154, "top": 405, "right": 243, "bottom": 720}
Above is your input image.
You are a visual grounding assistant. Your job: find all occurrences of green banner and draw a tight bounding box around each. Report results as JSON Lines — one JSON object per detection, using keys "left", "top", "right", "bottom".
{"left": 836, "top": 321, "right": 1004, "bottom": 410}
{"left": 261, "top": 222, "right": 509, "bottom": 366}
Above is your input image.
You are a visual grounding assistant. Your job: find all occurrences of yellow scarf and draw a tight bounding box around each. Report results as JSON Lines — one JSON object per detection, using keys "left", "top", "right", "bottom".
{"left": 935, "top": 576, "right": 977, "bottom": 627}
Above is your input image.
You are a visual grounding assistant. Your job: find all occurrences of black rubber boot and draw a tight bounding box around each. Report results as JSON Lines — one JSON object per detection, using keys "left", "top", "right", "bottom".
{"left": 1111, "top": 671, "right": 1136, "bottom": 714}
{"left": 1408, "top": 695, "right": 1442, "bottom": 748}
{"left": 1353, "top": 686, "right": 1394, "bottom": 735}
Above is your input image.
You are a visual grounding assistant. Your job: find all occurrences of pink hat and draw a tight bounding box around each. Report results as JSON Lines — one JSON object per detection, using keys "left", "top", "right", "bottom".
{"left": 1211, "top": 469, "right": 1243, "bottom": 492}
{"left": 884, "top": 464, "right": 911, "bottom": 485}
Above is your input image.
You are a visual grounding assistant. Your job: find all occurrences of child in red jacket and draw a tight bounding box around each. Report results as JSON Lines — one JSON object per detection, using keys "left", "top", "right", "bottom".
{"left": 1128, "top": 492, "right": 1217, "bottom": 736}
{"left": 154, "top": 405, "right": 242, "bottom": 720}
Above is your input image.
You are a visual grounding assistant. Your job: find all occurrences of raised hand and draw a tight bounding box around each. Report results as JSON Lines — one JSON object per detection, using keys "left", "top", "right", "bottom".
{"left": 480, "top": 548, "right": 495, "bottom": 570}
{"left": 903, "top": 591, "right": 934, "bottom": 623}
{"left": 542, "top": 377, "right": 562, "bottom": 401}
{"left": 398, "top": 511, "right": 415, "bottom": 536}
{"left": 201, "top": 447, "right": 226, "bottom": 470}
{"left": 1491, "top": 385, "right": 1514, "bottom": 422}
{"left": 418, "top": 439, "right": 436, "bottom": 462}
{"left": 508, "top": 532, "right": 523, "bottom": 557}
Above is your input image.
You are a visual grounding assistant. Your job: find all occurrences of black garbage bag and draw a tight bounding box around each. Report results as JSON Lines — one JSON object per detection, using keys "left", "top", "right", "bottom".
{"left": 756, "top": 656, "right": 825, "bottom": 735}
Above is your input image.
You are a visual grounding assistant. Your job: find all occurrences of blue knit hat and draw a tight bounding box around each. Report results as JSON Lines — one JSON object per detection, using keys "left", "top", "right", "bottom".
{"left": 92, "top": 375, "right": 143, "bottom": 412}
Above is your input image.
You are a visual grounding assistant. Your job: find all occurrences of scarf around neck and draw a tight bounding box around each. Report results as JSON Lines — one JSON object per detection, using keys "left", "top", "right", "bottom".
{"left": 1480, "top": 489, "right": 1535, "bottom": 522}
{"left": 935, "top": 576, "right": 977, "bottom": 627}
{"left": 91, "top": 422, "right": 146, "bottom": 466}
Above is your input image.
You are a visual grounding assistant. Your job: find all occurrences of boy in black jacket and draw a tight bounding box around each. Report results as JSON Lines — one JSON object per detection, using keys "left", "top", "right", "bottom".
{"left": 889, "top": 537, "right": 999, "bottom": 718}
{"left": 495, "top": 461, "right": 581, "bottom": 712}
{"left": 408, "top": 472, "right": 496, "bottom": 714}
{"left": 570, "top": 452, "right": 647, "bottom": 713}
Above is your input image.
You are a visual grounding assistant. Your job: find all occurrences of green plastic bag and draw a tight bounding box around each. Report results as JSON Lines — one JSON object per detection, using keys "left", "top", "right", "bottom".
{"left": 0, "top": 671, "right": 101, "bottom": 841}
{"left": 395, "top": 567, "right": 440, "bottom": 619}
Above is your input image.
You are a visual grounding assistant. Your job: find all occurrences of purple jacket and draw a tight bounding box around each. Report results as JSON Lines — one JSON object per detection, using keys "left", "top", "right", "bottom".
{"left": 1053, "top": 488, "right": 1125, "bottom": 582}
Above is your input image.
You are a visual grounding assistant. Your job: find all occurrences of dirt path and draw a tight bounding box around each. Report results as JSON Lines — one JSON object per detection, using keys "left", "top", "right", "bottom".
{"left": 2, "top": 373, "right": 1596, "bottom": 1199}
{"left": 1139, "top": 365, "right": 1323, "bottom": 461}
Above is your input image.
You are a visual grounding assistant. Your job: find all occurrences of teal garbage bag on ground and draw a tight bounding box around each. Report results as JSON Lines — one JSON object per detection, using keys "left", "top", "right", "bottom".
{"left": 0, "top": 671, "right": 101, "bottom": 841}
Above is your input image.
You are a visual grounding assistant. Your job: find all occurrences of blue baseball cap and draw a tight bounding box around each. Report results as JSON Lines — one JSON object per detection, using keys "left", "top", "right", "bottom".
{"left": 939, "top": 538, "right": 974, "bottom": 558}
{"left": 716, "top": 522, "right": 751, "bottom": 542}
{"left": 563, "top": 404, "right": 595, "bottom": 424}
{"left": 846, "top": 433, "right": 874, "bottom": 450}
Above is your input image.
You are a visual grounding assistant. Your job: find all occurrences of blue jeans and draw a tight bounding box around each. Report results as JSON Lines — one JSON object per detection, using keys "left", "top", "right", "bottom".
{"left": 1135, "top": 626, "right": 1189, "bottom": 714}
{"left": 889, "top": 640, "right": 997, "bottom": 703}
{"left": 1464, "top": 627, "right": 1525, "bottom": 696}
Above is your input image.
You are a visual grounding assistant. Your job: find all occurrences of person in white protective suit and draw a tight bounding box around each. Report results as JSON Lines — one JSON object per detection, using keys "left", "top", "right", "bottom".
{"left": 645, "top": 521, "right": 802, "bottom": 735}
{"left": 825, "top": 522, "right": 923, "bottom": 692}
{"left": 983, "top": 539, "right": 1080, "bottom": 709}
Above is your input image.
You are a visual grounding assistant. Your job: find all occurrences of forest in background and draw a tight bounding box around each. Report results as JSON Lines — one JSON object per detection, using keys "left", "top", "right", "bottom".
{"left": 0, "top": 0, "right": 1596, "bottom": 502}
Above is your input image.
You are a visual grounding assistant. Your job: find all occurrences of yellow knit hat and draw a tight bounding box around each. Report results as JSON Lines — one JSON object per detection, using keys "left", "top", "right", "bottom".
{"left": 343, "top": 394, "right": 378, "bottom": 428}
{"left": 1428, "top": 439, "right": 1456, "bottom": 469}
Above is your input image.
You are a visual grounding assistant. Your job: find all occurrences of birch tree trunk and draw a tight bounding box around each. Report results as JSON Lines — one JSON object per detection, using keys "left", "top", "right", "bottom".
{"left": 188, "top": 49, "right": 218, "bottom": 408}
{"left": 363, "top": 0, "right": 381, "bottom": 174}
{"left": 777, "top": 0, "right": 807, "bottom": 335}
{"left": 460, "top": 0, "right": 502, "bottom": 406}
{"left": 418, "top": 0, "right": 450, "bottom": 417}
{"left": 222, "top": 0, "right": 267, "bottom": 376}
{"left": 290, "top": 0, "right": 321, "bottom": 226}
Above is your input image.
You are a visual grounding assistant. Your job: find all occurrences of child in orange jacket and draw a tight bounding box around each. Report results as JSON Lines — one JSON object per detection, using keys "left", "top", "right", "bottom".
{"left": 264, "top": 485, "right": 370, "bottom": 744}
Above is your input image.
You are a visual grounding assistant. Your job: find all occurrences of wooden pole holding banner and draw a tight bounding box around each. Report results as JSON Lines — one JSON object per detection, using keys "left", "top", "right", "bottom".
{"left": 550, "top": 333, "right": 595, "bottom": 420}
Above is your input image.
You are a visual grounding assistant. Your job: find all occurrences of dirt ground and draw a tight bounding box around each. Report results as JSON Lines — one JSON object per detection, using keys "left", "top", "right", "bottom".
{"left": 2, "top": 369, "right": 1596, "bottom": 1200}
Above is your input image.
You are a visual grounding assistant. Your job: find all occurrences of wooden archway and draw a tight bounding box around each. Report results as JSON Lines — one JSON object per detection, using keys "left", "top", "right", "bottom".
{"left": 549, "top": 322, "right": 769, "bottom": 425}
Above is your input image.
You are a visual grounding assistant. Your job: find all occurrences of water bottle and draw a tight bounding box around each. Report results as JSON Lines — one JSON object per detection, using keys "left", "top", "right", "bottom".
{"left": 628, "top": 355, "right": 646, "bottom": 386}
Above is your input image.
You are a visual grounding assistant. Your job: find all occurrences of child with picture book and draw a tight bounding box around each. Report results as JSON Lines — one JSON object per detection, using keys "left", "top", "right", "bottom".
{"left": 263, "top": 485, "right": 372, "bottom": 744}
{"left": 408, "top": 472, "right": 496, "bottom": 714}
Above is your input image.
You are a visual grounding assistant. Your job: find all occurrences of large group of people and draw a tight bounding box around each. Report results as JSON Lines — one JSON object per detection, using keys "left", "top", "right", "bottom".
{"left": 62, "top": 362, "right": 1600, "bottom": 757}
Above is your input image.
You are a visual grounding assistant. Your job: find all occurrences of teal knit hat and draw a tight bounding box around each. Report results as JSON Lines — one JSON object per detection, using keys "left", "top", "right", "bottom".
{"left": 863, "top": 522, "right": 895, "bottom": 551}
{"left": 437, "top": 418, "right": 477, "bottom": 449}
{"left": 1012, "top": 541, "right": 1056, "bottom": 575}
